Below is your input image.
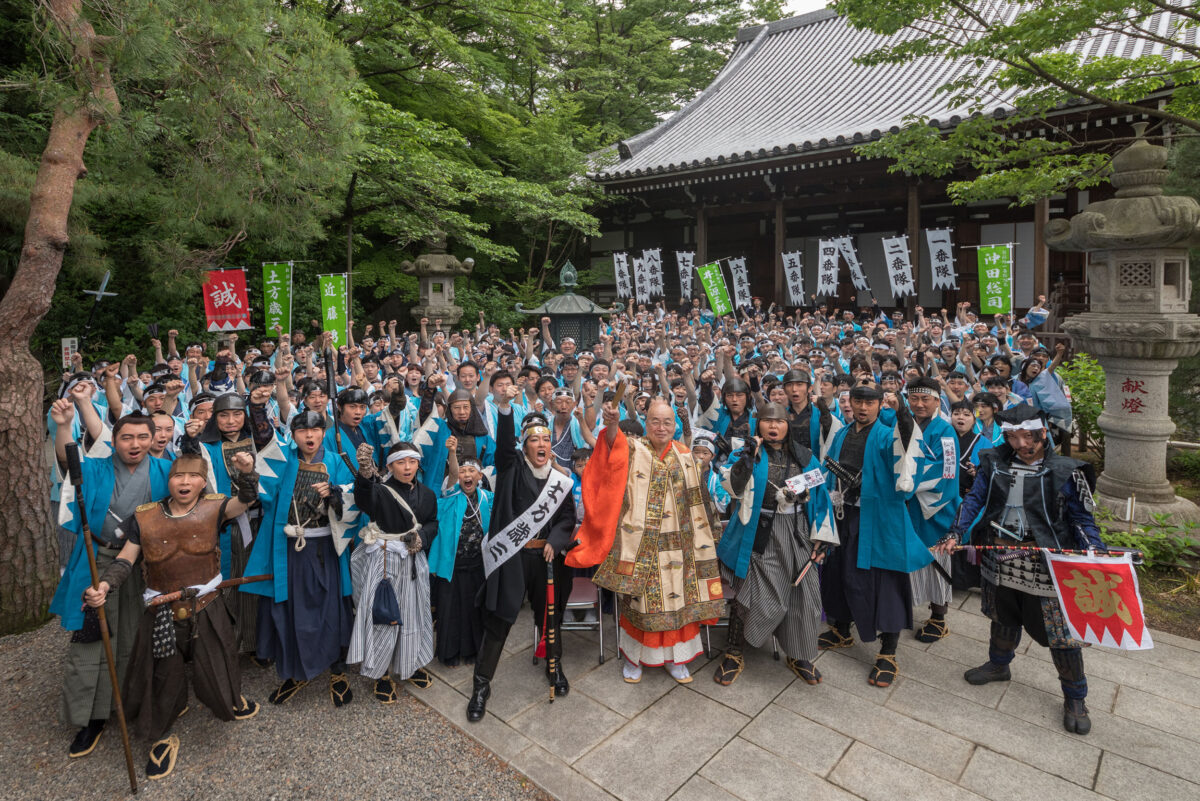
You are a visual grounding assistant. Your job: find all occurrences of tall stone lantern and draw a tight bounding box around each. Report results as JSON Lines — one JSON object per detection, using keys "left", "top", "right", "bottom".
{"left": 400, "top": 234, "right": 474, "bottom": 328}
{"left": 1046, "top": 123, "right": 1200, "bottom": 522}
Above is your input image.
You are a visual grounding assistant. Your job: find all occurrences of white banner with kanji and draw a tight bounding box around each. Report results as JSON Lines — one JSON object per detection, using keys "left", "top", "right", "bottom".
{"left": 643, "top": 248, "right": 664, "bottom": 299}
{"left": 676, "top": 251, "right": 695, "bottom": 298}
{"left": 613, "top": 252, "right": 632, "bottom": 299}
{"left": 728, "top": 257, "right": 751, "bottom": 309}
{"left": 781, "top": 251, "right": 805, "bottom": 305}
{"left": 816, "top": 240, "right": 839, "bottom": 298}
{"left": 836, "top": 237, "right": 870, "bottom": 292}
{"left": 631, "top": 255, "right": 648, "bottom": 304}
{"left": 882, "top": 235, "right": 916, "bottom": 298}
{"left": 925, "top": 228, "right": 958, "bottom": 290}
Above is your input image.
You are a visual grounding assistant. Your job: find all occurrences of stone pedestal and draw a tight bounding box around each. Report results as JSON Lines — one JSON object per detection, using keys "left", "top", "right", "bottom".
{"left": 1047, "top": 125, "right": 1200, "bottom": 523}
{"left": 400, "top": 235, "right": 474, "bottom": 327}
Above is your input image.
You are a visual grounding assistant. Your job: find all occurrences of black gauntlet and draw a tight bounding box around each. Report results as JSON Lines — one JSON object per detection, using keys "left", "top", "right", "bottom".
{"left": 230, "top": 469, "right": 260, "bottom": 504}
{"left": 98, "top": 557, "right": 133, "bottom": 591}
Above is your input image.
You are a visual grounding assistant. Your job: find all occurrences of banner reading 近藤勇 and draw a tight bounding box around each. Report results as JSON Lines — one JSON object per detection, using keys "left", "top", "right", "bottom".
{"left": 319, "top": 274, "right": 348, "bottom": 345}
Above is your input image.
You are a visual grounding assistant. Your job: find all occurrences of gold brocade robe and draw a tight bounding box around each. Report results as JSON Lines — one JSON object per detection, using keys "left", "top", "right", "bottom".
{"left": 591, "top": 434, "right": 725, "bottom": 632}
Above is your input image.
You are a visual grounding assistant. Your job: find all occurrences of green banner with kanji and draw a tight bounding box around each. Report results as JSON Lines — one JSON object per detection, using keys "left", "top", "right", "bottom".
{"left": 977, "top": 245, "right": 1012, "bottom": 314}
{"left": 697, "top": 262, "right": 733, "bottom": 317}
{"left": 319, "top": 274, "right": 348, "bottom": 346}
{"left": 262, "top": 262, "right": 293, "bottom": 334}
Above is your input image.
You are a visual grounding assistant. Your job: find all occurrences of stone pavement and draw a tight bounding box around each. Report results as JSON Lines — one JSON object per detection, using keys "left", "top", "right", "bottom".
{"left": 413, "top": 588, "right": 1200, "bottom": 801}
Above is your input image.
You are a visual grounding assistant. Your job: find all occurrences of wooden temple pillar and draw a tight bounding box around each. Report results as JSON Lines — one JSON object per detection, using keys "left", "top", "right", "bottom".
{"left": 774, "top": 200, "right": 785, "bottom": 304}
{"left": 1034, "top": 197, "right": 1050, "bottom": 300}
{"left": 696, "top": 206, "right": 708, "bottom": 267}
{"left": 906, "top": 182, "right": 921, "bottom": 311}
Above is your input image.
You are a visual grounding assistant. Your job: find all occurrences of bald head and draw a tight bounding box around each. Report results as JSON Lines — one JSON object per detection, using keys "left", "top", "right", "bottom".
{"left": 644, "top": 398, "right": 676, "bottom": 450}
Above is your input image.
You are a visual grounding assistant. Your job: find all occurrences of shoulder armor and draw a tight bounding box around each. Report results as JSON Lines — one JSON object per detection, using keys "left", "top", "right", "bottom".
{"left": 136, "top": 501, "right": 159, "bottom": 512}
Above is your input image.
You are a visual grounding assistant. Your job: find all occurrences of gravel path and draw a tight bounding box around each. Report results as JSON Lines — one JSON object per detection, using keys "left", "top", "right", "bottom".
{"left": 0, "top": 622, "right": 549, "bottom": 801}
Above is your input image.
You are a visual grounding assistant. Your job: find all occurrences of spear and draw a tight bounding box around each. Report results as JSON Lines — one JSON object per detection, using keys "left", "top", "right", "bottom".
{"left": 65, "top": 443, "right": 137, "bottom": 794}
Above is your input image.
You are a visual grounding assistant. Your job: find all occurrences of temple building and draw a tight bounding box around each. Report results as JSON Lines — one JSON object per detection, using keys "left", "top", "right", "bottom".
{"left": 587, "top": 8, "right": 1178, "bottom": 320}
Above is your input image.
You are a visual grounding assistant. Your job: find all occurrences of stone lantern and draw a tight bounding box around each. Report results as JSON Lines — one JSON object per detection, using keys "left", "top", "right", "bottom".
{"left": 1046, "top": 123, "right": 1200, "bottom": 522}
{"left": 400, "top": 234, "right": 474, "bottom": 328}
{"left": 516, "top": 261, "right": 620, "bottom": 346}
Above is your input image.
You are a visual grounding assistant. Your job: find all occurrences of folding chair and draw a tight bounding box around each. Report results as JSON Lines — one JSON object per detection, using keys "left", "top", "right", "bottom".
{"left": 533, "top": 577, "right": 608, "bottom": 665}
{"left": 560, "top": 577, "right": 606, "bottom": 664}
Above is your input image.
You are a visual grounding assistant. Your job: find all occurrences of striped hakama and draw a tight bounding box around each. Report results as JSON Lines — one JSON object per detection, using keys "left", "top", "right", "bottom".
{"left": 720, "top": 509, "right": 822, "bottom": 663}
{"left": 909, "top": 553, "right": 953, "bottom": 607}
{"left": 347, "top": 544, "right": 434, "bottom": 680}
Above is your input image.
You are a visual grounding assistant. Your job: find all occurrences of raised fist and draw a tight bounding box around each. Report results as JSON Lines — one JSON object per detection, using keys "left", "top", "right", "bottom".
{"left": 230, "top": 451, "right": 255, "bottom": 474}
{"left": 50, "top": 398, "right": 74, "bottom": 425}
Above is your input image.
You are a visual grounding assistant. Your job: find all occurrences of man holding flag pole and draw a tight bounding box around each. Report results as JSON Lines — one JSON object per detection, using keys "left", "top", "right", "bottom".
{"left": 935, "top": 404, "right": 1110, "bottom": 736}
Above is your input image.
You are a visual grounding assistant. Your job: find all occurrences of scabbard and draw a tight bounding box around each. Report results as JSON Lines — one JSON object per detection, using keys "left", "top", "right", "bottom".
{"left": 147, "top": 574, "right": 272, "bottom": 607}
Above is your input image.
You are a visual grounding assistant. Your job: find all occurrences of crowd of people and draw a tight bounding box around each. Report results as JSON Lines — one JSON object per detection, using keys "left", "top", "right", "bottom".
{"left": 46, "top": 291, "right": 1106, "bottom": 781}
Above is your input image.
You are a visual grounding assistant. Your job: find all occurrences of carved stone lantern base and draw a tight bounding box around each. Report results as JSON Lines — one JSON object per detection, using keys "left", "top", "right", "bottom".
{"left": 1048, "top": 124, "right": 1200, "bottom": 524}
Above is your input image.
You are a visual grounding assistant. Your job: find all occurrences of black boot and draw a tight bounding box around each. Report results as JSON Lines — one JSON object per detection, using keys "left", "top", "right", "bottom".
{"left": 1062, "top": 698, "right": 1091, "bottom": 735}
{"left": 466, "top": 675, "right": 490, "bottom": 723}
{"left": 966, "top": 623, "right": 1019, "bottom": 685}
{"left": 964, "top": 661, "right": 1012, "bottom": 685}
{"left": 467, "top": 625, "right": 506, "bottom": 723}
{"left": 1052, "top": 647, "right": 1090, "bottom": 735}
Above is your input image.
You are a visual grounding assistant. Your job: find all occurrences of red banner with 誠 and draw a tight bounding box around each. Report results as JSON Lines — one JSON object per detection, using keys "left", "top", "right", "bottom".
{"left": 1045, "top": 550, "right": 1153, "bottom": 650}
{"left": 202, "top": 268, "right": 252, "bottom": 332}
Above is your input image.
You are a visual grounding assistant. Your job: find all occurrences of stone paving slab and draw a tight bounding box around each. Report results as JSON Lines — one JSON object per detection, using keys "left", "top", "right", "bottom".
{"left": 576, "top": 689, "right": 749, "bottom": 801}
{"left": 407, "top": 599, "right": 1200, "bottom": 801}
{"left": 829, "top": 741, "right": 989, "bottom": 801}
{"left": 886, "top": 677, "right": 1102, "bottom": 787}
{"left": 996, "top": 681, "right": 1200, "bottom": 785}
{"left": 699, "top": 736, "right": 861, "bottom": 801}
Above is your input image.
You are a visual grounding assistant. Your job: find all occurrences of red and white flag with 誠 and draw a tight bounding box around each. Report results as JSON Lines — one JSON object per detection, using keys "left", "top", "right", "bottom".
{"left": 1044, "top": 550, "right": 1153, "bottom": 650}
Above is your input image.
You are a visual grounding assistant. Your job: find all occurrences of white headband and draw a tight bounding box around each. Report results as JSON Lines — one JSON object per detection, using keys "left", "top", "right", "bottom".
{"left": 1000, "top": 419, "right": 1045, "bottom": 432}
{"left": 386, "top": 449, "right": 422, "bottom": 465}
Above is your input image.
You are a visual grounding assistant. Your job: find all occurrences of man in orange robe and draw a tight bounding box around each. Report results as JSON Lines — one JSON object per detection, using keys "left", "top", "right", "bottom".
{"left": 568, "top": 398, "right": 724, "bottom": 683}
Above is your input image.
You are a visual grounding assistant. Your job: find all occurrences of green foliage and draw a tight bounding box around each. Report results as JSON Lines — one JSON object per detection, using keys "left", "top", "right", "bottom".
{"left": 1057, "top": 353, "right": 1105, "bottom": 459}
{"left": 836, "top": 0, "right": 1200, "bottom": 203}
{"left": 1169, "top": 449, "right": 1200, "bottom": 481}
{"left": 1098, "top": 509, "right": 1200, "bottom": 569}
{"left": 457, "top": 278, "right": 555, "bottom": 333}
{"left": 3, "top": 0, "right": 785, "bottom": 376}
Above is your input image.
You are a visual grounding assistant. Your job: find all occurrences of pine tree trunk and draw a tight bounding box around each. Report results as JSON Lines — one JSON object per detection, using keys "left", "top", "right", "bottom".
{"left": 0, "top": 0, "right": 119, "bottom": 634}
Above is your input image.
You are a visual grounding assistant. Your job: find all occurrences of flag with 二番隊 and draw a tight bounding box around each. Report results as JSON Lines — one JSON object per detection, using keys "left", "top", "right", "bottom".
{"left": 1044, "top": 550, "right": 1153, "bottom": 650}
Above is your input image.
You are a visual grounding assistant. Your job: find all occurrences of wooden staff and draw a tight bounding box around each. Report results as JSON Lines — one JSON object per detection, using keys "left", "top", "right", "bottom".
{"left": 146, "top": 574, "right": 272, "bottom": 607}
{"left": 65, "top": 443, "right": 137, "bottom": 795}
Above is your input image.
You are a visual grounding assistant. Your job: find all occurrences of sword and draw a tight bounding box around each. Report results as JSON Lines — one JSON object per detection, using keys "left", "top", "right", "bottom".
{"left": 146, "top": 574, "right": 273, "bottom": 607}
{"left": 792, "top": 542, "right": 828, "bottom": 586}
{"left": 65, "top": 443, "right": 138, "bottom": 795}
